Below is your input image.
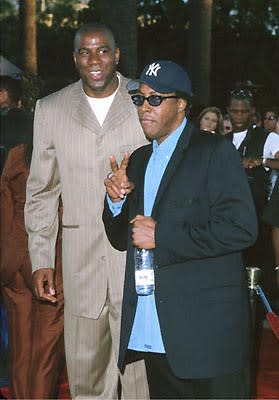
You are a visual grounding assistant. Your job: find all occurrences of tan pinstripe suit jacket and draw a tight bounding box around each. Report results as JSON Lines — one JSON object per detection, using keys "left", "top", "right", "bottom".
{"left": 25, "top": 74, "right": 146, "bottom": 319}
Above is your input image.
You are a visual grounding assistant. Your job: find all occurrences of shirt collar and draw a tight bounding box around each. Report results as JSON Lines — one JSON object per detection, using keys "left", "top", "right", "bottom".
{"left": 152, "top": 117, "right": 187, "bottom": 155}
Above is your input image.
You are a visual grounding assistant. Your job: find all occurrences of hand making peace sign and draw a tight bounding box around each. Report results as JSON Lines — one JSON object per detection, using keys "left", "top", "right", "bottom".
{"left": 104, "top": 152, "right": 135, "bottom": 202}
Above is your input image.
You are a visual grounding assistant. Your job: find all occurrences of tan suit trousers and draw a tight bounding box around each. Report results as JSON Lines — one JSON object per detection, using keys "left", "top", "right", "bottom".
{"left": 64, "top": 299, "right": 149, "bottom": 399}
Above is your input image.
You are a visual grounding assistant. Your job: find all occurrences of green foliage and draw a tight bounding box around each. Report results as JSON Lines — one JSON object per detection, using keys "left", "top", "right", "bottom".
{"left": 1, "top": 0, "right": 278, "bottom": 105}
{"left": 0, "top": 0, "right": 17, "bottom": 20}
{"left": 38, "top": 0, "right": 78, "bottom": 28}
{"left": 213, "top": 0, "right": 279, "bottom": 38}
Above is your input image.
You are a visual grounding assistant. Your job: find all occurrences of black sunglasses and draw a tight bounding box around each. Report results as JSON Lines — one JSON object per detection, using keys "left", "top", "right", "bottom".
{"left": 230, "top": 89, "right": 253, "bottom": 99}
{"left": 131, "top": 94, "right": 179, "bottom": 107}
{"left": 263, "top": 115, "right": 277, "bottom": 121}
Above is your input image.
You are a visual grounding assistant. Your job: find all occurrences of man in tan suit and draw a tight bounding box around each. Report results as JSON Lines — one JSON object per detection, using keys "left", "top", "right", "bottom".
{"left": 24, "top": 22, "right": 149, "bottom": 399}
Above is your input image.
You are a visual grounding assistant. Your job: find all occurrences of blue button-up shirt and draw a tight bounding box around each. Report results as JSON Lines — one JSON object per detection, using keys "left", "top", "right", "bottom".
{"left": 109, "top": 118, "right": 186, "bottom": 353}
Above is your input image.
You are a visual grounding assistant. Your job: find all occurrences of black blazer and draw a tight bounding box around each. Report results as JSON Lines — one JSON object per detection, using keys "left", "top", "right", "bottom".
{"left": 103, "top": 121, "right": 258, "bottom": 379}
{"left": 228, "top": 126, "right": 270, "bottom": 215}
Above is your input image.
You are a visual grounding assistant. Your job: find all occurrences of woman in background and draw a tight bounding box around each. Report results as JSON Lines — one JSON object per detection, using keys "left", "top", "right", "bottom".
{"left": 198, "top": 106, "right": 224, "bottom": 135}
{"left": 0, "top": 137, "right": 65, "bottom": 399}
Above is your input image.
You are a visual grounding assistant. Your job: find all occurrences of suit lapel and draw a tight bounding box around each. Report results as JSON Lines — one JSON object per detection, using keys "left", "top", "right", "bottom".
{"left": 71, "top": 75, "right": 134, "bottom": 133}
{"left": 103, "top": 74, "right": 133, "bottom": 131}
{"left": 72, "top": 80, "right": 101, "bottom": 132}
{"left": 151, "top": 121, "right": 196, "bottom": 216}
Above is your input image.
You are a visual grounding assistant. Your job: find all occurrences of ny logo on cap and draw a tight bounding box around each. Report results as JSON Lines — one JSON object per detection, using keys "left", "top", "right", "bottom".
{"left": 145, "top": 62, "right": 161, "bottom": 77}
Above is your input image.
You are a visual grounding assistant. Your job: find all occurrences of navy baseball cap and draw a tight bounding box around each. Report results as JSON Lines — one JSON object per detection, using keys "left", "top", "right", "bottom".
{"left": 127, "top": 60, "right": 192, "bottom": 98}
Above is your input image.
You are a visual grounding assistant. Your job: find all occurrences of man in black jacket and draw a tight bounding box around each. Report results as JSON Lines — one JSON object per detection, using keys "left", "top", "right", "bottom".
{"left": 227, "top": 89, "right": 279, "bottom": 267}
{"left": 103, "top": 60, "right": 258, "bottom": 399}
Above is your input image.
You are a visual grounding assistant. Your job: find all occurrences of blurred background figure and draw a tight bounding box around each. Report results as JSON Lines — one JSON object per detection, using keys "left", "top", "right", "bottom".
{"left": 0, "top": 70, "right": 66, "bottom": 399}
{"left": 0, "top": 75, "right": 21, "bottom": 115}
{"left": 198, "top": 106, "right": 224, "bottom": 134}
{"left": 0, "top": 76, "right": 33, "bottom": 175}
{"left": 252, "top": 111, "right": 263, "bottom": 129}
{"left": 263, "top": 107, "right": 279, "bottom": 133}
{"left": 0, "top": 137, "right": 66, "bottom": 399}
{"left": 227, "top": 89, "right": 277, "bottom": 266}
{"left": 222, "top": 113, "right": 233, "bottom": 135}
{"left": 262, "top": 176, "right": 279, "bottom": 303}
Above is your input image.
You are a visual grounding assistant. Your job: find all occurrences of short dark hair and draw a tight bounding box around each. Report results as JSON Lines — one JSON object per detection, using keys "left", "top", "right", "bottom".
{"left": 0, "top": 75, "right": 21, "bottom": 105}
{"left": 228, "top": 88, "right": 254, "bottom": 108}
{"left": 73, "top": 22, "right": 117, "bottom": 53}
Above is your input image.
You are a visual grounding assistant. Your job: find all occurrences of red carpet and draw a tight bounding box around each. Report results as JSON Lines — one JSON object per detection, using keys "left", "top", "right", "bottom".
{"left": 254, "top": 327, "right": 279, "bottom": 399}
{"left": 1, "top": 327, "right": 278, "bottom": 399}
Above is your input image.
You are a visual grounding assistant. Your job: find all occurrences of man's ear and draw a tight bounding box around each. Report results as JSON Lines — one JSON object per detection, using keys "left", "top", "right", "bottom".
{"left": 178, "top": 98, "right": 187, "bottom": 112}
{"left": 73, "top": 53, "right": 77, "bottom": 68}
{"left": 115, "top": 48, "right": 120, "bottom": 66}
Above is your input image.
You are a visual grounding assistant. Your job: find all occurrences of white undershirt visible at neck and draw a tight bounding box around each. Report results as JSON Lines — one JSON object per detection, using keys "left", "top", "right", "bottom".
{"left": 232, "top": 130, "right": 248, "bottom": 150}
{"left": 85, "top": 75, "right": 120, "bottom": 126}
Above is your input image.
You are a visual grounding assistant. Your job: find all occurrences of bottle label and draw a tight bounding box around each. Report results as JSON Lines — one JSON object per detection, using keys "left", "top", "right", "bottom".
{"left": 135, "top": 269, "right": 155, "bottom": 286}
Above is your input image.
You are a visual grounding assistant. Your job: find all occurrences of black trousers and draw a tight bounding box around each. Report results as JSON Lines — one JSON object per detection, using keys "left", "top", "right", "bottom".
{"left": 143, "top": 352, "right": 250, "bottom": 399}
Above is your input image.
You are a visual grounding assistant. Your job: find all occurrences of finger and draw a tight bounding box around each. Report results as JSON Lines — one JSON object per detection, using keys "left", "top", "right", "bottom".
{"left": 34, "top": 271, "right": 57, "bottom": 303}
{"left": 119, "top": 152, "right": 130, "bottom": 171}
{"left": 40, "top": 292, "right": 57, "bottom": 303}
{"left": 104, "top": 178, "right": 125, "bottom": 200}
{"left": 36, "top": 276, "right": 46, "bottom": 298}
{"left": 105, "top": 178, "right": 121, "bottom": 194}
{"left": 120, "top": 183, "right": 135, "bottom": 197}
{"left": 109, "top": 155, "right": 119, "bottom": 173}
{"left": 47, "top": 272, "right": 56, "bottom": 297}
{"left": 130, "top": 214, "right": 145, "bottom": 224}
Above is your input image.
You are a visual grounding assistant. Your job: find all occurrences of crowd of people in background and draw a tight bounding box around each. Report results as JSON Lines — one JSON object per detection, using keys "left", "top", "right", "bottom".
{"left": 0, "top": 22, "right": 279, "bottom": 400}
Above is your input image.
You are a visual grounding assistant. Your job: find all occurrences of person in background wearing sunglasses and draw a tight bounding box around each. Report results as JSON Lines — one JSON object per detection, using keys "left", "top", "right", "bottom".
{"left": 103, "top": 60, "right": 258, "bottom": 399}
{"left": 263, "top": 107, "right": 278, "bottom": 133}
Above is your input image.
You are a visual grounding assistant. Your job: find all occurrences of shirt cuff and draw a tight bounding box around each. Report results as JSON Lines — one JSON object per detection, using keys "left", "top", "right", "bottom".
{"left": 106, "top": 194, "right": 126, "bottom": 217}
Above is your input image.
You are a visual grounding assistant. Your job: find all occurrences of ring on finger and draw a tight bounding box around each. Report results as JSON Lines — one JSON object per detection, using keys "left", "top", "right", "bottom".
{"left": 107, "top": 172, "right": 114, "bottom": 179}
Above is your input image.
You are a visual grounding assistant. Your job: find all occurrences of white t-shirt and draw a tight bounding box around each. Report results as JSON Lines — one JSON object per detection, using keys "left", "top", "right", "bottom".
{"left": 86, "top": 75, "right": 120, "bottom": 126}
{"left": 232, "top": 130, "right": 279, "bottom": 159}
{"left": 263, "top": 132, "right": 279, "bottom": 158}
{"left": 232, "top": 130, "right": 247, "bottom": 151}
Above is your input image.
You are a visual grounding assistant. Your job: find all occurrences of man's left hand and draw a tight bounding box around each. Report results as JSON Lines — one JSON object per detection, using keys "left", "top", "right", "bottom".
{"left": 130, "top": 215, "right": 156, "bottom": 249}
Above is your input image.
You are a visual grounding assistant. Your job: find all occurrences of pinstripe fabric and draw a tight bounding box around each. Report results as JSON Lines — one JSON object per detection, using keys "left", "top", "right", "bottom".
{"left": 25, "top": 75, "right": 149, "bottom": 399}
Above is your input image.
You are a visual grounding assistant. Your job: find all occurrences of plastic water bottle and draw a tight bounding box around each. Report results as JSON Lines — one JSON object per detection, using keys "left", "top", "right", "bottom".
{"left": 134, "top": 248, "right": 155, "bottom": 295}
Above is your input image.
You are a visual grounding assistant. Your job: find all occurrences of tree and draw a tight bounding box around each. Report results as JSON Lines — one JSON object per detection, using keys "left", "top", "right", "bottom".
{"left": 187, "top": 0, "right": 213, "bottom": 107}
{"left": 19, "top": 0, "right": 37, "bottom": 74}
{"left": 95, "top": 0, "right": 138, "bottom": 78}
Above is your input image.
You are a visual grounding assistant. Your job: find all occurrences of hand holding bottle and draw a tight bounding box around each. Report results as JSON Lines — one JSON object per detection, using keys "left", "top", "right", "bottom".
{"left": 130, "top": 214, "right": 156, "bottom": 249}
